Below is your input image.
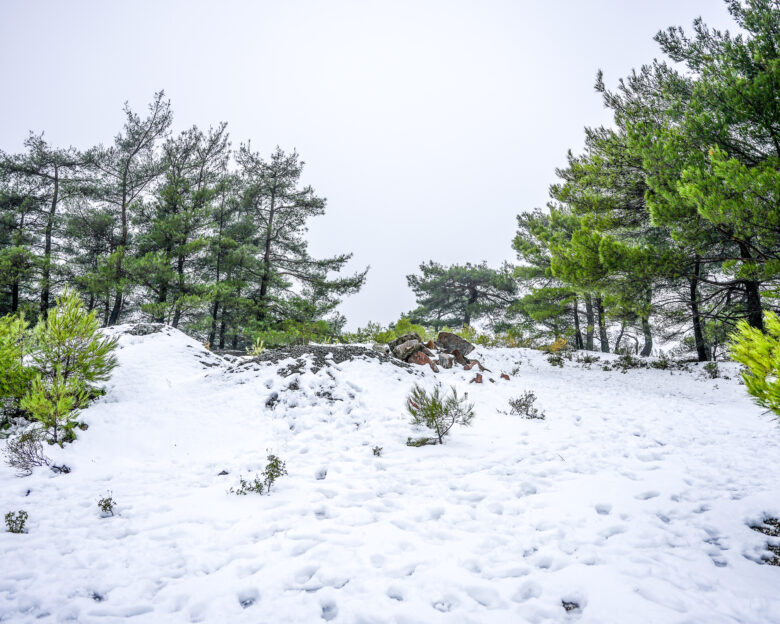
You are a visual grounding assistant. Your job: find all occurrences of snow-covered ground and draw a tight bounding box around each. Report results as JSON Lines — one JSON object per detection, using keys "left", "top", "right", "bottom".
{"left": 1, "top": 326, "right": 779, "bottom": 623}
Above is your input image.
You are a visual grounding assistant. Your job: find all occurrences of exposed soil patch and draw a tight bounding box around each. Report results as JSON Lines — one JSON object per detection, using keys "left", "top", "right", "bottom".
{"left": 227, "top": 345, "right": 414, "bottom": 375}
{"left": 750, "top": 518, "right": 780, "bottom": 566}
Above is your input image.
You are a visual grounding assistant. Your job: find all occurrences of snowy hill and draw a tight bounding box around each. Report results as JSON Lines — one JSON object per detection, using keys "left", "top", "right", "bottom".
{"left": 1, "top": 325, "right": 780, "bottom": 623}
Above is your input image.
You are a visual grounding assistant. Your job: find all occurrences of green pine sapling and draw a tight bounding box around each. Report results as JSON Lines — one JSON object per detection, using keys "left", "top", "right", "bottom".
{"left": 406, "top": 383, "right": 474, "bottom": 445}
{"left": 21, "top": 289, "right": 119, "bottom": 444}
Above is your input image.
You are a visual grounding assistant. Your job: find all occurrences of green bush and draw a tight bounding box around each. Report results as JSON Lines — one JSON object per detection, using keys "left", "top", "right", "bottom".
{"left": 406, "top": 383, "right": 474, "bottom": 444}
{"left": 21, "top": 289, "right": 118, "bottom": 444}
{"left": 5, "top": 510, "right": 27, "bottom": 533}
{"left": 730, "top": 312, "right": 780, "bottom": 416}
{"left": 230, "top": 453, "right": 288, "bottom": 495}
{"left": 97, "top": 493, "right": 116, "bottom": 517}
{"left": 0, "top": 314, "right": 34, "bottom": 421}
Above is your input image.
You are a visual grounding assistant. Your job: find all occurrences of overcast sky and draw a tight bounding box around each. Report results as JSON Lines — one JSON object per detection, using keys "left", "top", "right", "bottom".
{"left": 0, "top": 1, "right": 736, "bottom": 329}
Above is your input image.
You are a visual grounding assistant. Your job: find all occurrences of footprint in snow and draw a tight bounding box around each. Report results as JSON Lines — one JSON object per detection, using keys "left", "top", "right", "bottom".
{"left": 294, "top": 565, "right": 319, "bottom": 585}
{"left": 595, "top": 503, "right": 612, "bottom": 515}
{"left": 320, "top": 599, "right": 338, "bottom": 621}
{"left": 635, "top": 490, "right": 660, "bottom": 500}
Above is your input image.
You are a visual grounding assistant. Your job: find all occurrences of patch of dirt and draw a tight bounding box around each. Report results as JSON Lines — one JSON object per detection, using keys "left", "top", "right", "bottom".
{"left": 750, "top": 518, "right": 780, "bottom": 566}
{"left": 227, "top": 345, "right": 414, "bottom": 375}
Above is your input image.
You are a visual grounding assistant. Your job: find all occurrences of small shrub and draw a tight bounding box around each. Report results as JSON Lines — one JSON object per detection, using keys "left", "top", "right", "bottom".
{"left": 246, "top": 338, "right": 266, "bottom": 356}
{"left": 230, "top": 474, "right": 265, "bottom": 495}
{"left": 547, "top": 352, "right": 565, "bottom": 367}
{"left": 615, "top": 353, "right": 647, "bottom": 372}
{"left": 97, "top": 493, "right": 116, "bottom": 517}
{"left": 406, "top": 383, "right": 474, "bottom": 445}
{"left": 730, "top": 312, "right": 780, "bottom": 416}
{"left": 650, "top": 353, "right": 671, "bottom": 370}
{"left": 5, "top": 510, "right": 28, "bottom": 533}
{"left": 230, "top": 453, "right": 288, "bottom": 495}
{"left": 3, "top": 429, "right": 50, "bottom": 476}
{"left": 508, "top": 391, "right": 545, "bottom": 419}
{"left": 405, "top": 436, "right": 437, "bottom": 447}
{"left": 704, "top": 362, "right": 720, "bottom": 379}
{"left": 372, "top": 446, "right": 382, "bottom": 457}
{"left": 576, "top": 353, "right": 600, "bottom": 366}
{"left": 541, "top": 338, "right": 567, "bottom": 354}
{"left": 262, "top": 453, "right": 287, "bottom": 493}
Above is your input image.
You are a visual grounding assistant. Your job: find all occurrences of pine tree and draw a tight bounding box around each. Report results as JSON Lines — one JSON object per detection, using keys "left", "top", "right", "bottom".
{"left": 234, "top": 145, "right": 366, "bottom": 340}
{"left": 87, "top": 92, "right": 172, "bottom": 325}
{"left": 406, "top": 261, "right": 516, "bottom": 330}
{"left": 22, "top": 289, "right": 118, "bottom": 443}
{"left": 132, "top": 123, "right": 229, "bottom": 328}
{"left": 0, "top": 134, "right": 84, "bottom": 318}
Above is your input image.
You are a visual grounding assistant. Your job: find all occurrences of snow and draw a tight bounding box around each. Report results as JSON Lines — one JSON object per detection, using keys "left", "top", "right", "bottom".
{"left": 1, "top": 326, "right": 780, "bottom": 623}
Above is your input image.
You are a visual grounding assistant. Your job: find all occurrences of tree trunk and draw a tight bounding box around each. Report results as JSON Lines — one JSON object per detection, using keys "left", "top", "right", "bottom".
{"left": 108, "top": 289, "right": 123, "bottom": 326}
{"left": 108, "top": 179, "right": 130, "bottom": 327}
{"left": 744, "top": 280, "right": 763, "bottom": 331}
{"left": 258, "top": 193, "right": 276, "bottom": 323}
{"left": 463, "top": 288, "right": 478, "bottom": 327}
{"left": 739, "top": 243, "right": 763, "bottom": 331}
{"left": 208, "top": 301, "right": 220, "bottom": 346}
{"left": 596, "top": 297, "right": 609, "bottom": 353}
{"left": 11, "top": 280, "right": 19, "bottom": 313}
{"left": 40, "top": 167, "right": 58, "bottom": 319}
{"left": 572, "top": 296, "right": 584, "bottom": 350}
{"left": 689, "top": 259, "right": 709, "bottom": 361}
{"left": 640, "top": 316, "right": 652, "bottom": 356}
{"left": 218, "top": 307, "right": 227, "bottom": 349}
{"left": 172, "top": 253, "right": 185, "bottom": 328}
{"left": 585, "top": 295, "right": 595, "bottom": 350}
{"left": 613, "top": 322, "right": 625, "bottom": 353}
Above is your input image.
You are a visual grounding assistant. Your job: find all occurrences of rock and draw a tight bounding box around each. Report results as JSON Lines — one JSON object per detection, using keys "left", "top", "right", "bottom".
{"left": 426, "top": 340, "right": 436, "bottom": 350}
{"left": 388, "top": 332, "right": 422, "bottom": 351}
{"left": 127, "top": 323, "right": 165, "bottom": 336}
{"left": 500, "top": 373, "right": 510, "bottom": 380}
{"left": 407, "top": 350, "right": 439, "bottom": 372}
{"left": 438, "top": 353, "right": 454, "bottom": 369}
{"left": 463, "top": 362, "right": 476, "bottom": 371}
{"left": 436, "top": 331, "right": 475, "bottom": 356}
{"left": 218, "top": 470, "right": 229, "bottom": 476}
{"left": 50, "top": 464, "right": 71, "bottom": 474}
{"left": 471, "top": 359, "right": 492, "bottom": 372}
{"left": 408, "top": 350, "right": 432, "bottom": 367}
{"left": 372, "top": 343, "right": 390, "bottom": 355}
{"left": 452, "top": 349, "right": 470, "bottom": 366}
{"left": 469, "top": 373, "right": 483, "bottom": 384}
{"left": 393, "top": 339, "right": 423, "bottom": 360}
{"left": 421, "top": 346, "right": 435, "bottom": 357}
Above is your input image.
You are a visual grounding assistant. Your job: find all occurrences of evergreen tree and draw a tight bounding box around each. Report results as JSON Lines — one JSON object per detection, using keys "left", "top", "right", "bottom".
{"left": 406, "top": 261, "right": 516, "bottom": 329}
{"left": 132, "top": 123, "right": 229, "bottom": 328}
{"left": 0, "top": 134, "right": 84, "bottom": 318}
{"left": 22, "top": 289, "right": 118, "bottom": 443}
{"left": 234, "top": 145, "right": 366, "bottom": 340}
{"left": 87, "top": 91, "right": 172, "bottom": 325}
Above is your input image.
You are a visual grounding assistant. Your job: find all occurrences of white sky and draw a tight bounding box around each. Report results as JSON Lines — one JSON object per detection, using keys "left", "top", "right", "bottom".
{"left": 0, "top": 1, "right": 736, "bottom": 329}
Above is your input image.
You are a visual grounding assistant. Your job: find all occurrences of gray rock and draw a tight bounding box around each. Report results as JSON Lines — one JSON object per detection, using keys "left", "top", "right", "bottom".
{"left": 393, "top": 339, "right": 422, "bottom": 361}
{"left": 388, "top": 332, "right": 422, "bottom": 351}
{"left": 127, "top": 323, "right": 165, "bottom": 336}
{"left": 372, "top": 343, "right": 390, "bottom": 355}
{"left": 437, "top": 353, "right": 454, "bottom": 369}
{"left": 436, "top": 331, "right": 475, "bottom": 356}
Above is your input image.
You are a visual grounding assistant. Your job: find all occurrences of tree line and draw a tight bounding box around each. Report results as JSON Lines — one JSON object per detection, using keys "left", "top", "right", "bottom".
{"left": 406, "top": 0, "right": 780, "bottom": 361}
{"left": 0, "top": 93, "right": 366, "bottom": 348}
